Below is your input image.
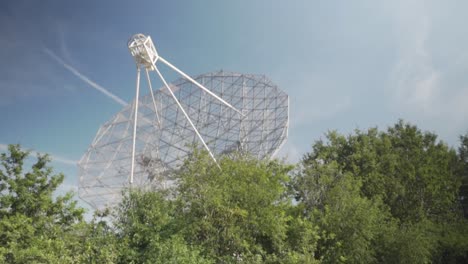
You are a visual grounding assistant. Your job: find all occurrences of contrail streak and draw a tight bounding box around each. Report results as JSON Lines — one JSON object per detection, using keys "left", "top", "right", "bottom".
{"left": 0, "top": 143, "right": 77, "bottom": 166}
{"left": 43, "top": 48, "right": 127, "bottom": 106}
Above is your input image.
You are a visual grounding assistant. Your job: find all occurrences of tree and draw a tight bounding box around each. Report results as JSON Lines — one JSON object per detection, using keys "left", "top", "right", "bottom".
{"left": 4, "top": 120, "right": 465, "bottom": 263}
{"left": 114, "top": 189, "right": 212, "bottom": 264}
{"left": 293, "top": 159, "right": 397, "bottom": 263}
{"left": 0, "top": 144, "right": 85, "bottom": 263}
{"left": 294, "top": 121, "right": 468, "bottom": 263}
{"left": 75, "top": 209, "right": 119, "bottom": 263}
{"left": 300, "top": 120, "right": 461, "bottom": 223}
{"left": 113, "top": 150, "right": 320, "bottom": 263}
{"left": 458, "top": 133, "right": 468, "bottom": 217}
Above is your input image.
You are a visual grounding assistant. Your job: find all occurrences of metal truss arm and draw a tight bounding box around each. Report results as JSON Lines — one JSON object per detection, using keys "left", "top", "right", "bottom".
{"left": 153, "top": 65, "right": 221, "bottom": 169}
{"left": 145, "top": 68, "right": 161, "bottom": 126}
{"left": 158, "top": 56, "right": 243, "bottom": 116}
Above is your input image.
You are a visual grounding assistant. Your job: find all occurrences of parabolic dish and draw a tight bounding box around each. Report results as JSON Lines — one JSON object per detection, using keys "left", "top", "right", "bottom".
{"left": 78, "top": 70, "right": 289, "bottom": 209}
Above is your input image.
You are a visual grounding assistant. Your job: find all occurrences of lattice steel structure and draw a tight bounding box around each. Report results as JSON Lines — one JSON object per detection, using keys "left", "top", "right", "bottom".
{"left": 78, "top": 34, "right": 289, "bottom": 210}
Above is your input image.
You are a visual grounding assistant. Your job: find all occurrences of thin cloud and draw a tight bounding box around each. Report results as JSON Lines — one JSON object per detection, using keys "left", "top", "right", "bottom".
{"left": 0, "top": 143, "right": 7, "bottom": 151}
{"left": 57, "top": 23, "right": 74, "bottom": 64}
{"left": 48, "top": 154, "right": 77, "bottom": 166}
{"left": 275, "top": 139, "right": 302, "bottom": 164}
{"left": 292, "top": 95, "right": 351, "bottom": 128}
{"left": 43, "top": 48, "right": 127, "bottom": 106}
{"left": 387, "top": 0, "right": 440, "bottom": 113}
{"left": 382, "top": 0, "right": 468, "bottom": 144}
{"left": 0, "top": 143, "right": 77, "bottom": 166}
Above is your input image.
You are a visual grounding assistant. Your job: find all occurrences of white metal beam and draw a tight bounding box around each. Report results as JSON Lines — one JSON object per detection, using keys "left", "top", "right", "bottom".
{"left": 159, "top": 56, "right": 243, "bottom": 116}
{"left": 145, "top": 68, "right": 161, "bottom": 127}
{"left": 130, "top": 67, "right": 141, "bottom": 185}
{"left": 154, "top": 65, "right": 221, "bottom": 169}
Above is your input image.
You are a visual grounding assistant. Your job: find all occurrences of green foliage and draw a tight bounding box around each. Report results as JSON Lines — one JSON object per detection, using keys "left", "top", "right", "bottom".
{"left": 114, "top": 188, "right": 212, "bottom": 264}
{"left": 75, "top": 210, "right": 119, "bottom": 263}
{"left": 459, "top": 133, "right": 468, "bottom": 217}
{"left": 295, "top": 120, "right": 468, "bottom": 263}
{"left": 1, "top": 121, "right": 467, "bottom": 263}
{"left": 319, "top": 174, "right": 387, "bottom": 263}
{"left": 174, "top": 151, "right": 294, "bottom": 261}
{"left": 110, "top": 150, "right": 323, "bottom": 263}
{"left": 0, "top": 144, "right": 85, "bottom": 263}
{"left": 294, "top": 160, "right": 392, "bottom": 263}
{"left": 302, "top": 120, "right": 461, "bottom": 223}
{"left": 0, "top": 145, "right": 83, "bottom": 222}
{"left": 113, "top": 150, "right": 319, "bottom": 263}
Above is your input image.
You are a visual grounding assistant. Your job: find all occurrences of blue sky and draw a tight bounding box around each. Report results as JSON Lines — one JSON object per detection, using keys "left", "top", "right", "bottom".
{"left": 1, "top": 0, "right": 468, "bottom": 198}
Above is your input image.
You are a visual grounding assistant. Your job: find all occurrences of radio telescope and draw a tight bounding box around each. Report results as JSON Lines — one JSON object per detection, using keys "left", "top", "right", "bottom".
{"left": 78, "top": 34, "right": 289, "bottom": 210}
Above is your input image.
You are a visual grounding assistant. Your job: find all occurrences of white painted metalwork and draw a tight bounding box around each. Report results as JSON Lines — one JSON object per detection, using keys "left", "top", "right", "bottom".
{"left": 154, "top": 66, "right": 221, "bottom": 169}
{"left": 130, "top": 67, "right": 141, "bottom": 185}
{"left": 78, "top": 34, "right": 289, "bottom": 209}
{"left": 127, "top": 34, "right": 242, "bottom": 182}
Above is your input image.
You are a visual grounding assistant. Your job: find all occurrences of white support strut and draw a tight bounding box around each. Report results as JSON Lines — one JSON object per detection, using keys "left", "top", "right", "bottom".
{"left": 127, "top": 33, "right": 238, "bottom": 176}
{"left": 159, "top": 56, "right": 243, "bottom": 116}
{"left": 77, "top": 33, "right": 289, "bottom": 210}
{"left": 154, "top": 65, "right": 221, "bottom": 169}
{"left": 145, "top": 68, "right": 161, "bottom": 126}
{"left": 130, "top": 67, "right": 141, "bottom": 185}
